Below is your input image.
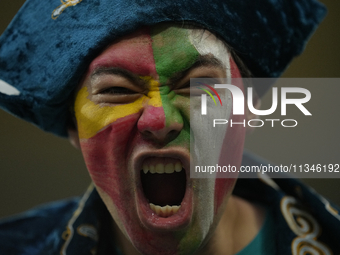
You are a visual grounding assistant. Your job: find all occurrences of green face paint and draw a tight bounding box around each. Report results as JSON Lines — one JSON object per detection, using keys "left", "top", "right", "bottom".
{"left": 151, "top": 24, "right": 199, "bottom": 141}
{"left": 151, "top": 24, "right": 200, "bottom": 85}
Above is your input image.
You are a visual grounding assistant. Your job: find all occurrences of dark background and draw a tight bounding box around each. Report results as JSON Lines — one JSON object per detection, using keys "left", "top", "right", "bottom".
{"left": 0, "top": 0, "right": 339, "bottom": 218}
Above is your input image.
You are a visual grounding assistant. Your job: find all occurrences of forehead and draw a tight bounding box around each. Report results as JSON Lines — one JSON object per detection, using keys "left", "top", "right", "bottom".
{"left": 87, "top": 24, "right": 230, "bottom": 81}
{"left": 88, "top": 28, "right": 157, "bottom": 77}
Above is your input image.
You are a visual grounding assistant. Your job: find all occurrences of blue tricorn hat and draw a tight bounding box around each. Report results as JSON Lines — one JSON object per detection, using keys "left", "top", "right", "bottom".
{"left": 0, "top": 0, "right": 326, "bottom": 137}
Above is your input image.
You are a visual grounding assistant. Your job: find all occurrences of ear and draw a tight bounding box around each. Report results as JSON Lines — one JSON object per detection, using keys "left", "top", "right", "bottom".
{"left": 245, "top": 87, "right": 262, "bottom": 134}
{"left": 67, "top": 122, "right": 81, "bottom": 149}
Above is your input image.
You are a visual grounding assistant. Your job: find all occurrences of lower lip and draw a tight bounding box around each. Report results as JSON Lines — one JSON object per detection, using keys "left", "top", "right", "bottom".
{"left": 136, "top": 174, "right": 193, "bottom": 231}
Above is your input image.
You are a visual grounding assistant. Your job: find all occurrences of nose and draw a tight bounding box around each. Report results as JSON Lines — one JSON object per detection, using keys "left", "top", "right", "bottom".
{"left": 137, "top": 104, "right": 183, "bottom": 144}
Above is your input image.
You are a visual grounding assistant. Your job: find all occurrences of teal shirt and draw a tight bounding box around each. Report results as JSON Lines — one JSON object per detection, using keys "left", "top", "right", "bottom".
{"left": 236, "top": 206, "right": 275, "bottom": 255}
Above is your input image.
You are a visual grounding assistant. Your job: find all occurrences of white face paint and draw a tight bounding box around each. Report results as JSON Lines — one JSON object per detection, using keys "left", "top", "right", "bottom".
{"left": 189, "top": 29, "right": 232, "bottom": 83}
{"left": 188, "top": 28, "right": 243, "bottom": 240}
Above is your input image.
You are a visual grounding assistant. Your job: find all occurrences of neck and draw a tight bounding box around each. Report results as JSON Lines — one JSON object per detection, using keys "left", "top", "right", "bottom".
{"left": 199, "top": 195, "right": 265, "bottom": 255}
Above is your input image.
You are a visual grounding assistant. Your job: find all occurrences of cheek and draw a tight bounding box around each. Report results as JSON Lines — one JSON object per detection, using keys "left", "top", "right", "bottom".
{"left": 79, "top": 114, "right": 139, "bottom": 208}
{"left": 214, "top": 79, "right": 246, "bottom": 212}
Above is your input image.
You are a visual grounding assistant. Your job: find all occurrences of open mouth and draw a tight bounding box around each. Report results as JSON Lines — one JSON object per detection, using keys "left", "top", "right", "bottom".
{"left": 141, "top": 157, "right": 187, "bottom": 218}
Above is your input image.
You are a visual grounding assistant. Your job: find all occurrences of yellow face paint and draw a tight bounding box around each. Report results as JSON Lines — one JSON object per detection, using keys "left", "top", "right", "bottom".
{"left": 74, "top": 77, "right": 163, "bottom": 139}
{"left": 142, "top": 76, "right": 162, "bottom": 108}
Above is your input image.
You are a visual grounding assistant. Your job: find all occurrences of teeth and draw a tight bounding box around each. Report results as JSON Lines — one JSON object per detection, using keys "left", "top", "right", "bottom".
{"left": 155, "top": 163, "right": 164, "bottom": 174}
{"left": 149, "top": 165, "right": 155, "bottom": 174}
{"left": 142, "top": 163, "right": 149, "bottom": 174}
{"left": 164, "top": 163, "right": 174, "bottom": 173}
{"left": 142, "top": 160, "right": 183, "bottom": 174}
{"left": 175, "top": 162, "right": 182, "bottom": 172}
{"left": 149, "top": 203, "right": 181, "bottom": 217}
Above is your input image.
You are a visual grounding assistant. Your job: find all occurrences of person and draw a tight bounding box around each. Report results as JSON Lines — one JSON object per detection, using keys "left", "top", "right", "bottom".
{"left": 0, "top": 0, "right": 339, "bottom": 255}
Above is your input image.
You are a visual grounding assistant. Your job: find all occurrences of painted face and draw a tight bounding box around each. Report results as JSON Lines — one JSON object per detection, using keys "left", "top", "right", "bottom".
{"left": 74, "top": 24, "right": 245, "bottom": 254}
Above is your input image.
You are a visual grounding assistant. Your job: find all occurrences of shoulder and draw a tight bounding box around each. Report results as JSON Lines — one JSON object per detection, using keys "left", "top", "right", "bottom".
{"left": 0, "top": 197, "right": 80, "bottom": 255}
{"left": 236, "top": 151, "right": 340, "bottom": 255}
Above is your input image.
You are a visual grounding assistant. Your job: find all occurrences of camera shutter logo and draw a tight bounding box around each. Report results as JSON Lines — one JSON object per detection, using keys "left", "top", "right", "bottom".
{"left": 197, "top": 82, "right": 223, "bottom": 115}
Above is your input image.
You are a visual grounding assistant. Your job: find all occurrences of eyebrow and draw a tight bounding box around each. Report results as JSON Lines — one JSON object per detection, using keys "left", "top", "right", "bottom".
{"left": 168, "top": 54, "right": 226, "bottom": 86}
{"left": 89, "top": 55, "right": 225, "bottom": 88}
{"left": 90, "top": 67, "right": 146, "bottom": 88}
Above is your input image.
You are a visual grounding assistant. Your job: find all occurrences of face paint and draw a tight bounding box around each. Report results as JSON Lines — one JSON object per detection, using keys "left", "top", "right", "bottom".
{"left": 189, "top": 28, "right": 244, "bottom": 217}
{"left": 185, "top": 29, "right": 245, "bottom": 250}
{"left": 151, "top": 24, "right": 199, "bottom": 85}
{"left": 74, "top": 24, "right": 245, "bottom": 255}
{"left": 150, "top": 25, "right": 196, "bottom": 148}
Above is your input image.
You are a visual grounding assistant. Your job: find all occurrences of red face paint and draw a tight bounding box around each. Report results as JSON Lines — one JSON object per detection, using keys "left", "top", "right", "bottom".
{"left": 80, "top": 114, "right": 183, "bottom": 254}
{"left": 75, "top": 27, "right": 189, "bottom": 254}
{"left": 88, "top": 28, "right": 158, "bottom": 78}
{"left": 138, "top": 106, "right": 166, "bottom": 132}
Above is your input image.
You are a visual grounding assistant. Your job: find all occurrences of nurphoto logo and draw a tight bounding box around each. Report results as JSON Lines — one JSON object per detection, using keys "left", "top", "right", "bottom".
{"left": 190, "top": 79, "right": 338, "bottom": 179}
{"left": 199, "top": 83, "right": 312, "bottom": 128}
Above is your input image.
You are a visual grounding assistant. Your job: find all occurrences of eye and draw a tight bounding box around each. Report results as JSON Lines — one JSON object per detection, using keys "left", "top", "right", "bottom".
{"left": 99, "top": 86, "right": 137, "bottom": 95}
{"left": 174, "top": 77, "right": 220, "bottom": 97}
{"left": 90, "top": 74, "right": 145, "bottom": 104}
{"left": 94, "top": 86, "right": 142, "bottom": 104}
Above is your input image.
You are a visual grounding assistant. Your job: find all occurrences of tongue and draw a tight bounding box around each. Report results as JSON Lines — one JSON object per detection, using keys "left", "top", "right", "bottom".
{"left": 141, "top": 171, "right": 186, "bottom": 206}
